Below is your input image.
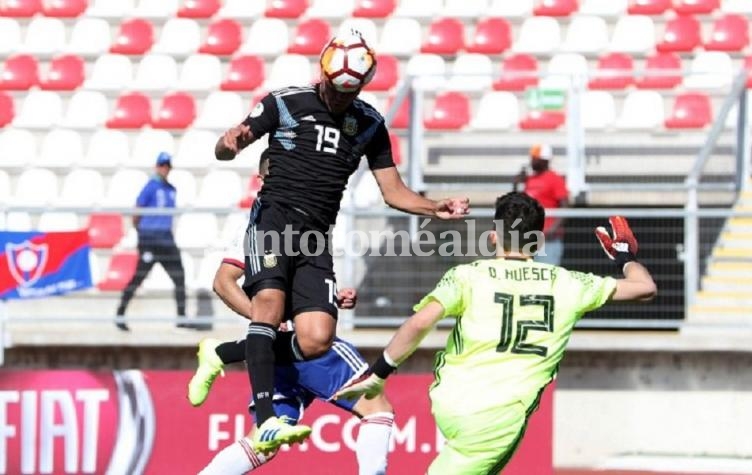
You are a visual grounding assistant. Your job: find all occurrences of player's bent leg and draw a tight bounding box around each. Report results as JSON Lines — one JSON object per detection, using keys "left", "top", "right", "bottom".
{"left": 292, "top": 311, "right": 336, "bottom": 359}
{"left": 188, "top": 338, "right": 225, "bottom": 406}
{"left": 352, "top": 395, "right": 394, "bottom": 475}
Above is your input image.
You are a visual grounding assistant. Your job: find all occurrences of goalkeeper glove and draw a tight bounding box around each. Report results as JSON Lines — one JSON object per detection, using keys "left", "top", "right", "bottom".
{"left": 595, "top": 216, "right": 639, "bottom": 271}
{"left": 334, "top": 352, "right": 397, "bottom": 401}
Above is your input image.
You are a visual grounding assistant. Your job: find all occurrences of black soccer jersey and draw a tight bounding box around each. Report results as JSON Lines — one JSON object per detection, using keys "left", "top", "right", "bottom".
{"left": 242, "top": 84, "right": 394, "bottom": 230}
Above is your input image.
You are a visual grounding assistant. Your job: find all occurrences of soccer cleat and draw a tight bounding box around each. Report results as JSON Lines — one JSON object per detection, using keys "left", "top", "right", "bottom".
{"left": 187, "top": 338, "right": 225, "bottom": 406}
{"left": 252, "top": 417, "right": 312, "bottom": 455}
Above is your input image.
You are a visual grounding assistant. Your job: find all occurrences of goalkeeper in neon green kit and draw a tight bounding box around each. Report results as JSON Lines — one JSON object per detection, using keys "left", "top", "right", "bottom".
{"left": 336, "top": 192, "right": 657, "bottom": 474}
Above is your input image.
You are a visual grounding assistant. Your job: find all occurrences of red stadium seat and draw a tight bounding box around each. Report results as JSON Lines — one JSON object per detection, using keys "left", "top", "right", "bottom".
{"left": 424, "top": 92, "right": 470, "bottom": 130}
{"left": 0, "top": 0, "right": 41, "bottom": 17}
{"left": 493, "top": 54, "right": 539, "bottom": 91}
{"left": 519, "top": 110, "right": 566, "bottom": 130}
{"left": 353, "top": 0, "right": 395, "bottom": 17}
{"left": 265, "top": 0, "right": 308, "bottom": 18}
{"left": 220, "top": 55, "right": 265, "bottom": 91}
{"left": 656, "top": 15, "right": 701, "bottom": 52}
{"left": 87, "top": 213, "right": 124, "bottom": 249}
{"left": 389, "top": 132, "right": 402, "bottom": 166}
{"left": 588, "top": 53, "right": 634, "bottom": 90}
{"left": 110, "top": 19, "right": 155, "bottom": 55}
{"left": 673, "top": 0, "right": 719, "bottom": 15}
{"left": 421, "top": 18, "right": 464, "bottom": 55}
{"left": 635, "top": 52, "right": 682, "bottom": 89}
{"left": 627, "top": 0, "right": 670, "bottom": 15}
{"left": 41, "top": 0, "right": 87, "bottom": 17}
{"left": 288, "top": 18, "right": 331, "bottom": 55}
{"left": 152, "top": 92, "right": 196, "bottom": 129}
{"left": 466, "top": 18, "right": 512, "bottom": 55}
{"left": 665, "top": 92, "right": 711, "bottom": 129}
{"left": 106, "top": 92, "right": 152, "bottom": 129}
{"left": 199, "top": 19, "right": 242, "bottom": 56}
{"left": 744, "top": 56, "right": 752, "bottom": 88}
{"left": 177, "top": 0, "right": 220, "bottom": 18}
{"left": 704, "top": 14, "right": 749, "bottom": 52}
{"left": 364, "top": 54, "right": 398, "bottom": 91}
{"left": 40, "top": 54, "right": 84, "bottom": 91}
{"left": 0, "top": 92, "right": 14, "bottom": 127}
{"left": 533, "top": 0, "right": 578, "bottom": 16}
{"left": 385, "top": 95, "right": 410, "bottom": 129}
{"left": 97, "top": 250, "right": 138, "bottom": 291}
{"left": 0, "top": 54, "right": 38, "bottom": 90}
{"left": 238, "top": 175, "right": 263, "bottom": 208}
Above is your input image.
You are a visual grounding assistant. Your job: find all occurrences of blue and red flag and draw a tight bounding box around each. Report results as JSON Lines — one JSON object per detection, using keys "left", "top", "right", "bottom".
{"left": 0, "top": 230, "right": 92, "bottom": 300}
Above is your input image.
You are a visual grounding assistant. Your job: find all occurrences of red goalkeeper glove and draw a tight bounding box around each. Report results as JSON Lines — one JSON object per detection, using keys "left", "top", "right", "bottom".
{"left": 595, "top": 216, "right": 638, "bottom": 270}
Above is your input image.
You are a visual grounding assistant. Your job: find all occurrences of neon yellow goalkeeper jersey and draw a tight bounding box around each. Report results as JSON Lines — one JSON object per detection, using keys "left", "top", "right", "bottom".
{"left": 415, "top": 258, "right": 617, "bottom": 412}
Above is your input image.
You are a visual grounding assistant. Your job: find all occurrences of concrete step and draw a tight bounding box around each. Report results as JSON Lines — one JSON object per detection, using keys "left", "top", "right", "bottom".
{"left": 707, "top": 261, "right": 752, "bottom": 277}
{"left": 711, "top": 248, "right": 752, "bottom": 260}
{"left": 689, "top": 305, "right": 752, "bottom": 325}
{"left": 728, "top": 217, "right": 752, "bottom": 229}
{"left": 717, "top": 233, "right": 752, "bottom": 249}
{"left": 694, "top": 290, "right": 752, "bottom": 307}
{"left": 701, "top": 276, "right": 752, "bottom": 292}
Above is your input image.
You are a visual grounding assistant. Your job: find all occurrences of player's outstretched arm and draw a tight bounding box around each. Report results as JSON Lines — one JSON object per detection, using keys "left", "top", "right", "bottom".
{"left": 371, "top": 167, "right": 469, "bottom": 219}
{"left": 213, "top": 262, "right": 253, "bottom": 319}
{"left": 215, "top": 124, "right": 254, "bottom": 161}
{"left": 595, "top": 216, "right": 657, "bottom": 302}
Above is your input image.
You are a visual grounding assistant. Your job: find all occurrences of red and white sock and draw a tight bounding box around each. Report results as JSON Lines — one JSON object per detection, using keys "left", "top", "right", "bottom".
{"left": 356, "top": 412, "right": 394, "bottom": 475}
{"left": 198, "top": 437, "right": 270, "bottom": 475}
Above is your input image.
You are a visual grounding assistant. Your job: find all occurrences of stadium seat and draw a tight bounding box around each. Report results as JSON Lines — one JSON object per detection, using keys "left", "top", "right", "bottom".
{"left": 195, "top": 91, "right": 245, "bottom": 129}
{"left": 152, "top": 92, "right": 196, "bottom": 129}
{"left": 38, "top": 212, "right": 80, "bottom": 232}
{"left": 196, "top": 170, "right": 243, "bottom": 208}
{"left": 168, "top": 169, "right": 198, "bottom": 207}
{"left": 85, "top": 129, "right": 129, "bottom": 167}
{"left": 87, "top": 213, "right": 124, "bottom": 249}
{"left": 656, "top": 15, "right": 701, "bottom": 52}
{"left": 513, "top": 17, "right": 561, "bottom": 54}
{"left": 178, "top": 54, "right": 222, "bottom": 91}
{"left": 0, "top": 93, "right": 13, "bottom": 127}
{"left": 388, "top": 132, "right": 402, "bottom": 166}
{"left": 488, "top": 0, "right": 533, "bottom": 16}
{"left": 177, "top": 0, "right": 220, "bottom": 18}
{"left": 0, "top": 54, "right": 39, "bottom": 90}
{"left": 364, "top": 54, "right": 398, "bottom": 91}
{"left": 581, "top": 91, "right": 616, "bottom": 130}
{"left": 424, "top": 92, "right": 470, "bottom": 130}
{"left": 264, "top": 54, "right": 313, "bottom": 90}
{"left": 665, "top": 93, "right": 712, "bottom": 129}
{"left": 199, "top": 19, "right": 242, "bottom": 56}
{"left": 353, "top": 0, "right": 395, "bottom": 17}
{"left": 493, "top": 54, "right": 539, "bottom": 91}
{"left": 470, "top": 91, "right": 519, "bottom": 130}
{"left": 0, "top": 0, "right": 41, "bottom": 17}
{"left": 132, "top": 54, "right": 178, "bottom": 91}
{"left": 635, "top": 52, "right": 682, "bottom": 89}
{"left": 519, "top": 110, "right": 566, "bottom": 130}
{"left": 106, "top": 92, "right": 151, "bottom": 129}
{"left": 240, "top": 18, "right": 289, "bottom": 56}
{"left": 288, "top": 19, "right": 331, "bottom": 55}
{"left": 0, "top": 171, "right": 9, "bottom": 208}
{"left": 220, "top": 55, "right": 265, "bottom": 91}
{"left": 0, "top": 128, "right": 35, "bottom": 167}
{"left": 421, "top": 18, "right": 464, "bottom": 55}
{"left": 683, "top": 52, "right": 733, "bottom": 90}
{"left": 144, "top": 252, "right": 195, "bottom": 291}
{"left": 337, "top": 18, "right": 378, "bottom": 46}
{"left": 265, "top": 0, "right": 307, "bottom": 18}
{"left": 175, "top": 130, "right": 219, "bottom": 168}
{"left": 441, "top": 0, "right": 489, "bottom": 17}
{"left": 446, "top": 54, "right": 493, "bottom": 91}
{"left": 308, "top": 0, "right": 354, "bottom": 18}
{"left": 217, "top": 0, "right": 264, "bottom": 18}
{"left": 541, "top": 53, "right": 589, "bottom": 90}
{"left": 84, "top": 54, "right": 133, "bottom": 91}
{"left": 0, "top": 18, "right": 22, "bottom": 56}
{"left": 13, "top": 91, "right": 62, "bottom": 129}
{"left": 609, "top": 15, "right": 656, "bottom": 53}
{"left": 85, "top": 0, "right": 134, "bottom": 17}
{"left": 705, "top": 14, "right": 748, "bottom": 52}
{"left": 43, "top": 0, "right": 87, "bottom": 17}
{"left": 378, "top": 18, "right": 421, "bottom": 56}
{"left": 21, "top": 17, "right": 64, "bottom": 56}
{"left": 104, "top": 169, "right": 148, "bottom": 206}
{"left": 384, "top": 95, "right": 409, "bottom": 129}
{"left": 1, "top": 212, "right": 32, "bottom": 231}
{"left": 615, "top": 90, "right": 664, "bottom": 129}
{"left": 588, "top": 53, "right": 634, "bottom": 90}
{"left": 58, "top": 169, "right": 105, "bottom": 207}
{"left": 13, "top": 168, "right": 58, "bottom": 206}
{"left": 561, "top": 16, "right": 608, "bottom": 54}
{"left": 152, "top": 18, "right": 200, "bottom": 57}
{"left": 580, "top": 0, "right": 627, "bottom": 16}
{"left": 673, "top": 0, "right": 719, "bottom": 14}
{"left": 40, "top": 54, "right": 85, "bottom": 91}
{"left": 534, "top": 0, "right": 578, "bottom": 16}
{"left": 36, "top": 129, "right": 84, "bottom": 168}
{"left": 393, "top": 0, "right": 441, "bottom": 19}
{"left": 406, "top": 54, "right": 446, "bottom": 90}
{"left": 110, "top": 19, "right": 154, "bottom": 55}
{"left": 466, "top": 18, "right": 512, "bottom": 55}
{"left": 66, "top": 18, "right": 111, "bottom": 56}
{"left": 131, "top": 129, "right": 175, "bottom": 167}
{"left": 175, "top": 213, "right": 219, "bottom": 248}
{"left": 721, "top": 0, "right": 752, "bottom": 13}
{"left": 134, "top": 0, "right": 179, "bottom": 18}
{"left": 744, "top": 56, "right": 752, "bottom": 88}
{"left": 195, "top": 251, "right": 224, "bottom": 290}
{"left": 627, "top": 0, "right": 670, "bottom": 14}
{"left": 97, "top": 251, "right": 139, "bottom": 291}
{"left": 239, "top": 175, "right": 263, "bottom": 208}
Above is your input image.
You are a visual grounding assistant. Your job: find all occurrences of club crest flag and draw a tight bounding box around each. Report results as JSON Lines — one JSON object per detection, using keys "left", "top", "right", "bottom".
{"left": 0, "top": 230, "right": 92, "bottom": 300}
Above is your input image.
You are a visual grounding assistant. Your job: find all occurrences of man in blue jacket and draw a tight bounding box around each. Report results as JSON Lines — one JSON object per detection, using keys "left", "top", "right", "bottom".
{"left": 115, "top": 152, "right": 188, "bottom": 331}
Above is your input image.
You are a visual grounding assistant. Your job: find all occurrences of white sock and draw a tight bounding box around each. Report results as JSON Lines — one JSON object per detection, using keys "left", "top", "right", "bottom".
{"left": 198, "top": 437, "right": 270, "bottom": 475}
{"left": 356, "top": 412, "right": 394, "bottom": 475}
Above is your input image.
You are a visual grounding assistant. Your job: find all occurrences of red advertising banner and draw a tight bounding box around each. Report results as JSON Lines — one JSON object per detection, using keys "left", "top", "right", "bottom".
{"left": 0, "top": 370, "right": 553, "bottom": 475}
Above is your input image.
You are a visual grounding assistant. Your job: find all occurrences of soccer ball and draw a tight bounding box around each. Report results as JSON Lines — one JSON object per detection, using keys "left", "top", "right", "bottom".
{"left": 320, "top": 32, "right": 377, "bottom": 93}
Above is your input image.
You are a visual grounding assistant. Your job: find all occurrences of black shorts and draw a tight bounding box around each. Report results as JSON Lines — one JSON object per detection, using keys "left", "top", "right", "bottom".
{"left": 243, "top": 199, "right": 338, "bottom": 319}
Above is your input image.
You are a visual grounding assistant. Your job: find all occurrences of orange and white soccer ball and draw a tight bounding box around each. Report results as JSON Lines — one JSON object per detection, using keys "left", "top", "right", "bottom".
{"left": 320, "top": 32, "right": 377, "bottom": 93}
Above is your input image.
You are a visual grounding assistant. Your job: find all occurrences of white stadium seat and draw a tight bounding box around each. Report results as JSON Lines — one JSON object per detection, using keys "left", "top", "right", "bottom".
{"left": 609, "top": 15, "right": 656, "bottom": 53}
{"left": 581, "top": 91, "right": 616, "bottom": 130}
{"left": 615, "top": 91, "right": 665, "bottom": 130}
{"left": 337, "top": 19, "right": 378, "bottom": 47}
{"left": 446, "top": 54, "right": 493, "bottom": 91}
{"left": 579, "top": 0, "right": 627, "bottom": 16}
{"left": 134, "top": 0, "right": 179, "bottom": 19}
{"left": 132, "top": 54, "right": 179, "bottom": 91}
{"left": 263, "top": 54, "right": 313, "bottom": 91}
{"left": 405, "top": 54, "right": 446, "bottom": 90}
{"left": 308, "top": 0, "right": 354, "bottom": 18}
{"left": 85, "top": 54, "right": 133, "bottom": 91}
{"left": 168, "top": 169, "right": 198, "bottom": 207}
{"left": 66, "top": 18, "right": 111, "bottom": 56}
{"left": 86, "top": 129, "right": 130, "bottom": 168}
{"left": 683, "top": 52, "right": 733, "bottom": 90}
{"left": 488, "top": 0, "right": 533, "bottom": 17}
{"left": 178, "top": 55, "right": 222, "bottom": 91}
{"left": 0, "top": 129, "right": 37, "bottom": 168}
{"left": 442, "top": 0, "right": 489, "bottom": 18}
{"left": 471, "top": 92, "right": 519, "bottom": 131}
{"left": 217, "top": 0, "right": 265, "bottom": 19}
{"left": 0, "top": 18, "right": 22, "bottom": 55}
{"left": 35, "top": 129, "right": 84, "bottom": 168}
{"left": 0, "top": 170, "right": 10, "bottom": 206}
{"left": 513, "top": 17, "right": 561, "bottom": 55}
{"left": 63, "top": 91, "right": 109, "bottom": 130}
{"left": 195, "top": 251, "right": 224, "bottom": 290}
{"left": 721, "top": 0, "right": 752, "bottom": 13}
{"left": 14, "top": 169, "right": 59, "bottom": 207}
{"left": 194, "top": 91, "right": 245, "bottom": 130}
{"left": 561, "top": 16, "right": 609, "bottom": 54}
{"left": 152, "top": 18, "right": 200, "bottom": 57}
{"left": 132, "top": 129, "right": 176, "bottom": 167}
{"left": 541, "top": 53, "right": 589, "bottom": 90}
{"left": 13, "top": 91, "right": 63, "bottom": 129}
{"left": 22, "top": 18, "right": 65, "bottom": 56}
{"left": 378, "top": 18, "right": 421, "bottom": 56}
{"left": 105, "top": 169, "right": 148, "bottom": 207}
{"left": 195, "top": 170, "right": 243, "bottom": 208}
{"left": 38, "top": 212, "right": 80, "bottom": 232}
{"left": 1, "top": 212, "right": 33, "bottom": 231}
{"left": 58, "top": 169, "right": 106, "bottom": 207}
{"left": 394, "top": 0, "right": 442, "bottom": 19}
{"left": 175, "top": 213, "right": 219, "bottom": 248}
{"left": 175, "top": 129, "right": 217, "bottom": 168}
{"left": 240, "top": 19, "right": 289, "bottom": 56}
{"left": 86, "top": 0, "right": 135, "bottom": 18}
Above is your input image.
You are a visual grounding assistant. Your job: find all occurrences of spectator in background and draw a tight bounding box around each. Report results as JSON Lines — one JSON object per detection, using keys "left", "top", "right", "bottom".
{"left": 115, "top": 152, "right": 189, "bottom": 331}
{"left": 513, "top": 144, "right": 569, "bottom": 265}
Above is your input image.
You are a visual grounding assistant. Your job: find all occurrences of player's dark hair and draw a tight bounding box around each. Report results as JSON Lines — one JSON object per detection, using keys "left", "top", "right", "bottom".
{"left": 258, "top": 150, "right": 270, "bottom": 177}
{"left": 493, "top": 192, "right": 545, "bottom": 252}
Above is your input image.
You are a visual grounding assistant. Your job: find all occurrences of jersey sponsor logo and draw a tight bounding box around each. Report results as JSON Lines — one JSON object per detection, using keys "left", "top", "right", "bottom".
{"left": 263, "top": 252, "right": 278, "bottom": 268}
{"left": 250, "top": 102, "right": 264, "bottom": 118}
{"left": 300, "top": 115, "right": 316, "bottom": 122}
{"left": 342, "top": 115, "right": 358, "bottom": 136}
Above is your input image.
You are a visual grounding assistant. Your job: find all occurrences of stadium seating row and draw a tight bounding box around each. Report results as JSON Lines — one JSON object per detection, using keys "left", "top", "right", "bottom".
{"left": 2, "top": 0, "right": 750, "bottom": 20}
{"left": 1, "top": 13, "right": 751, "bottom": 58}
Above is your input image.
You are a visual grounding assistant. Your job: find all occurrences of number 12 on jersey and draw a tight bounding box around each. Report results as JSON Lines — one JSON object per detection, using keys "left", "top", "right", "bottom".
{"left": 494, "top": 293, "right": 554, "bottom": 357}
